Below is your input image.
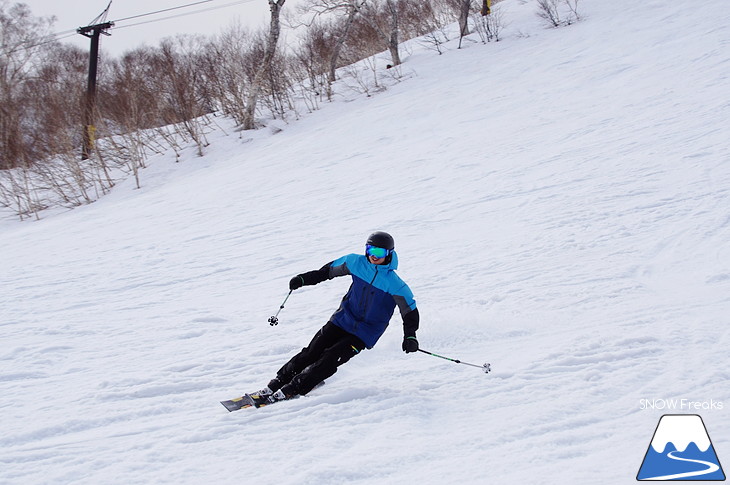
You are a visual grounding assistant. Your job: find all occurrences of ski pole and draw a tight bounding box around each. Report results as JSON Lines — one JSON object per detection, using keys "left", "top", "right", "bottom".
{"left": 268, "top": 290, "right": 292, "bottom": 326}
{"left": 418, "top": 349, "right": 491, "bottom": 374}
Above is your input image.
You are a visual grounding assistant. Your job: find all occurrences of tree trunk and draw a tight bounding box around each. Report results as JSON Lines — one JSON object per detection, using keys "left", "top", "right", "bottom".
{"left": 328, "top": 5, "right": 360, "bottom": 84}
{"left": 459, "top": 0, "right": 471, "bottom": 39}
{"left": 362, "top": 0, "right": 401, "bottom": 67}
{"left": 386, "top": 0, "right": 401, "bottom": 66}
{"left": 243, "top": 0, "right": 286, "bottom": 130}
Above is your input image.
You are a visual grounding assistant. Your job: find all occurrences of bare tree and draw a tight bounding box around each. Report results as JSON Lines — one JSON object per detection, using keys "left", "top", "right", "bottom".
{"left": 101, "top": 47, "right": 165, "bottom": 131}
{"left": 398, "top": 0, "right": 440, "bottom": 39}
{"left": 290, "top": 20, "right": 334, "bottom": 107}
{"left": 565, "top": 0, "right": 581, "bottom": 22}
{"left": 457, "top": 0, "right": 471, "bottom": 45}
{"left": 203, "top": 23, "right": 255, "bottom": 126}
{"left": 328, "top": 2, "right": 362, "bottom": 84}
{"left": 472, "top": 0, "right": 504, "bottom": 42}
{"left": 243, "top": 0, "right": 287, "bottom": 130}
{"left": 536, "top": 0, "right": 580, "bottom": 27}
{"left": 358, "top": 0, "right": 402, "bottom": 66}
{"left": 153, "top": 36, "right": 211, "bottom": 155}
{"left": 0, "top": 166, "right": 43, "bottom": 220}
{"left": 536, "top": 0, "right": 560, "bottom": 27}
{"left": 0, "top": 1, "right": 57, "bottom": 169}
{"left": 297, "top": 0, "right": 367, "bottom": 91}
{"left": 383, "top": 0, "right": 401, "bottom": 65}
{"left": 27, "top": 44, "right": 87, "bottom": 158}
{"left": 262, "top": 48, "right": 294, "bottom": 119}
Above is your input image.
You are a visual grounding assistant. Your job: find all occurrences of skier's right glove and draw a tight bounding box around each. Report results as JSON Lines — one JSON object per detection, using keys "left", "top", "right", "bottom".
{"left": 402, "top": 336, "right": 419, "bottom": 353}
{"left": 289, "top": 275, "right": 304, "bottom": 291}
{"left": 289, "top": 275, "right": 304, "bottom": 290}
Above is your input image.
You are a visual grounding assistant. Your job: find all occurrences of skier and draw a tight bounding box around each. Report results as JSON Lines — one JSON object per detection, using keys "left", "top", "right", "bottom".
{"left": 247, "top": 231, "right": 420, "bottom": 406}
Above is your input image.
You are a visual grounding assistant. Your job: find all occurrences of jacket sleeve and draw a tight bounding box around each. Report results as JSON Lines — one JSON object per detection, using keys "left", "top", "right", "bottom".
{"left": 402, "top": 308, "right": 419, "bottom": 338}
{"left": 297, "top": 262, "right": 333, "bottom": 287}
{"left": 297, "top": 257, "right": 352, "bottom": 286}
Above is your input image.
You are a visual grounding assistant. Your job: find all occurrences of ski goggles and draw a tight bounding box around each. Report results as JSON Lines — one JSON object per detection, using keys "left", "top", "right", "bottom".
{"left": 366, "top": 244, "right": 392, "bottom": 259}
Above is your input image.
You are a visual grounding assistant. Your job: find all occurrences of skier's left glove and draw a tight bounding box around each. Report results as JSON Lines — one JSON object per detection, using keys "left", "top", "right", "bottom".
{"left": 402, "top": 336, "right": 419, "bottom": 353}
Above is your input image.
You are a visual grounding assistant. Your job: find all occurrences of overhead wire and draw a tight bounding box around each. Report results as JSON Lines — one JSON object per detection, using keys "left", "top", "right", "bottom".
{"left": 4, "top": 30, "right": 78, "bottom": 55}
{"left": 111, "top": 0, "right": 216, "bottom": 23}
{"left": 111, "top": 0, "right": 257, "bottom": 30}
{"left": 4, "top": 0, "right": 257, "bottom": 55}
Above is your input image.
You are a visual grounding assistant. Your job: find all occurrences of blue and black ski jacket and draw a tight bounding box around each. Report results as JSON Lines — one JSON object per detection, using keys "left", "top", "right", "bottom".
{"left": 295, "top": 251, "right": 419, "bottom": 349}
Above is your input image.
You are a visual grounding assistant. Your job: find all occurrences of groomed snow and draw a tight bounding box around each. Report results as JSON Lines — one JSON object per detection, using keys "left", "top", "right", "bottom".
{"left": 1, "top": 0, "right": 729, "bottom": 483}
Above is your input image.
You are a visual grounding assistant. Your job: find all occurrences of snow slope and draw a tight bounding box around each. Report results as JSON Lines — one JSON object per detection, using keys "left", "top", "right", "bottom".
{"left": 2, "top": 0, "right": 729, "bottom": 483}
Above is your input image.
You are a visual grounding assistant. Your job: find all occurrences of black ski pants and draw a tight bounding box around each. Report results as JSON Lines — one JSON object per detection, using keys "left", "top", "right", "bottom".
{"left": 276, "top": 322, "right": 366, "bottom": 395}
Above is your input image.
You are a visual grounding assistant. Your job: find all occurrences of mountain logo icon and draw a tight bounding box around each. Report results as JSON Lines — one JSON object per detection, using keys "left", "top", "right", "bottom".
{"left": 637, "top": 414, "right": 726, "bottom": 481}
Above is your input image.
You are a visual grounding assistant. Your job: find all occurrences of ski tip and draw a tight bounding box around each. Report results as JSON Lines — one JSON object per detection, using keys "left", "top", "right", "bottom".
{"left": 220, "top": 396, "right": 254, "bottom": 412}
{"left": 221, "top": 401, "right": 236, "bottom": 412}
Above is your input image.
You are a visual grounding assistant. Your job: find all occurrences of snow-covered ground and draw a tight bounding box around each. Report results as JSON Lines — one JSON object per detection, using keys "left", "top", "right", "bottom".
{"left": 2, "top": 0, "right": 729, "bottom": 483}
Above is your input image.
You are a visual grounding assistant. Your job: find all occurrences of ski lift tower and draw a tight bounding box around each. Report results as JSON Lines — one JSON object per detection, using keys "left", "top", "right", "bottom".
{"left": 77, "top": 3, "right": 114, "bottom": 160}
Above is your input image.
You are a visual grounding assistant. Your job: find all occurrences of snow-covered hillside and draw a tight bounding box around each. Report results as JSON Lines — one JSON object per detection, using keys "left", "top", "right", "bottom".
{"left": 2, "top": 0, "right": 729, "bottom": 483}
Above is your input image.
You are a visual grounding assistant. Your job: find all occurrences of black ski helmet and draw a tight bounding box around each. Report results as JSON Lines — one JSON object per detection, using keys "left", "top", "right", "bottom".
{"left": 366, "top": 231, "right": 395, "bottom": 250}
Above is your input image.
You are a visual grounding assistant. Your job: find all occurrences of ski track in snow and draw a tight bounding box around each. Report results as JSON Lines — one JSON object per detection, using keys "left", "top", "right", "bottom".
{"left": 2, "top": 0, "right": 730, "bottom": 483}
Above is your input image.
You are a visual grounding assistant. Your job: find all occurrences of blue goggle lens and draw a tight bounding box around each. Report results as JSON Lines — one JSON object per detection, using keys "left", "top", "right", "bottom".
{"left": 366, "top": 245, "right": 391, "bottom": 259}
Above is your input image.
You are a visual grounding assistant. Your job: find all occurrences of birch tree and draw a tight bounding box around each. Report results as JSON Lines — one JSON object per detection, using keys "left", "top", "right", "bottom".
{"left": 297, "top": 0, "right": 367, "bottom": 88}
{"left": 359, "top": 0, "right": 401, "bottom": 66}
{"left": 243, "top": 0, "right": 287, "bottom": 130}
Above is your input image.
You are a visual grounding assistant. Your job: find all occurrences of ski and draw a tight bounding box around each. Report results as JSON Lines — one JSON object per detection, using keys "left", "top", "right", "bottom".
{"left": 221, "top": 381, "right": 325, "bottom": 412}
{"left": 220, "top": 394, "right": 256, "bottom": 412}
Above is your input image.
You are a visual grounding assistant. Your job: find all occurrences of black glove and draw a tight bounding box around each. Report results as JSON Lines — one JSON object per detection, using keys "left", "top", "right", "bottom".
{"left": 289, "top": 275, "right": 304, "bottom": 290}
{"left": 402, "top": 336, "right": 419, "bottom": 353}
